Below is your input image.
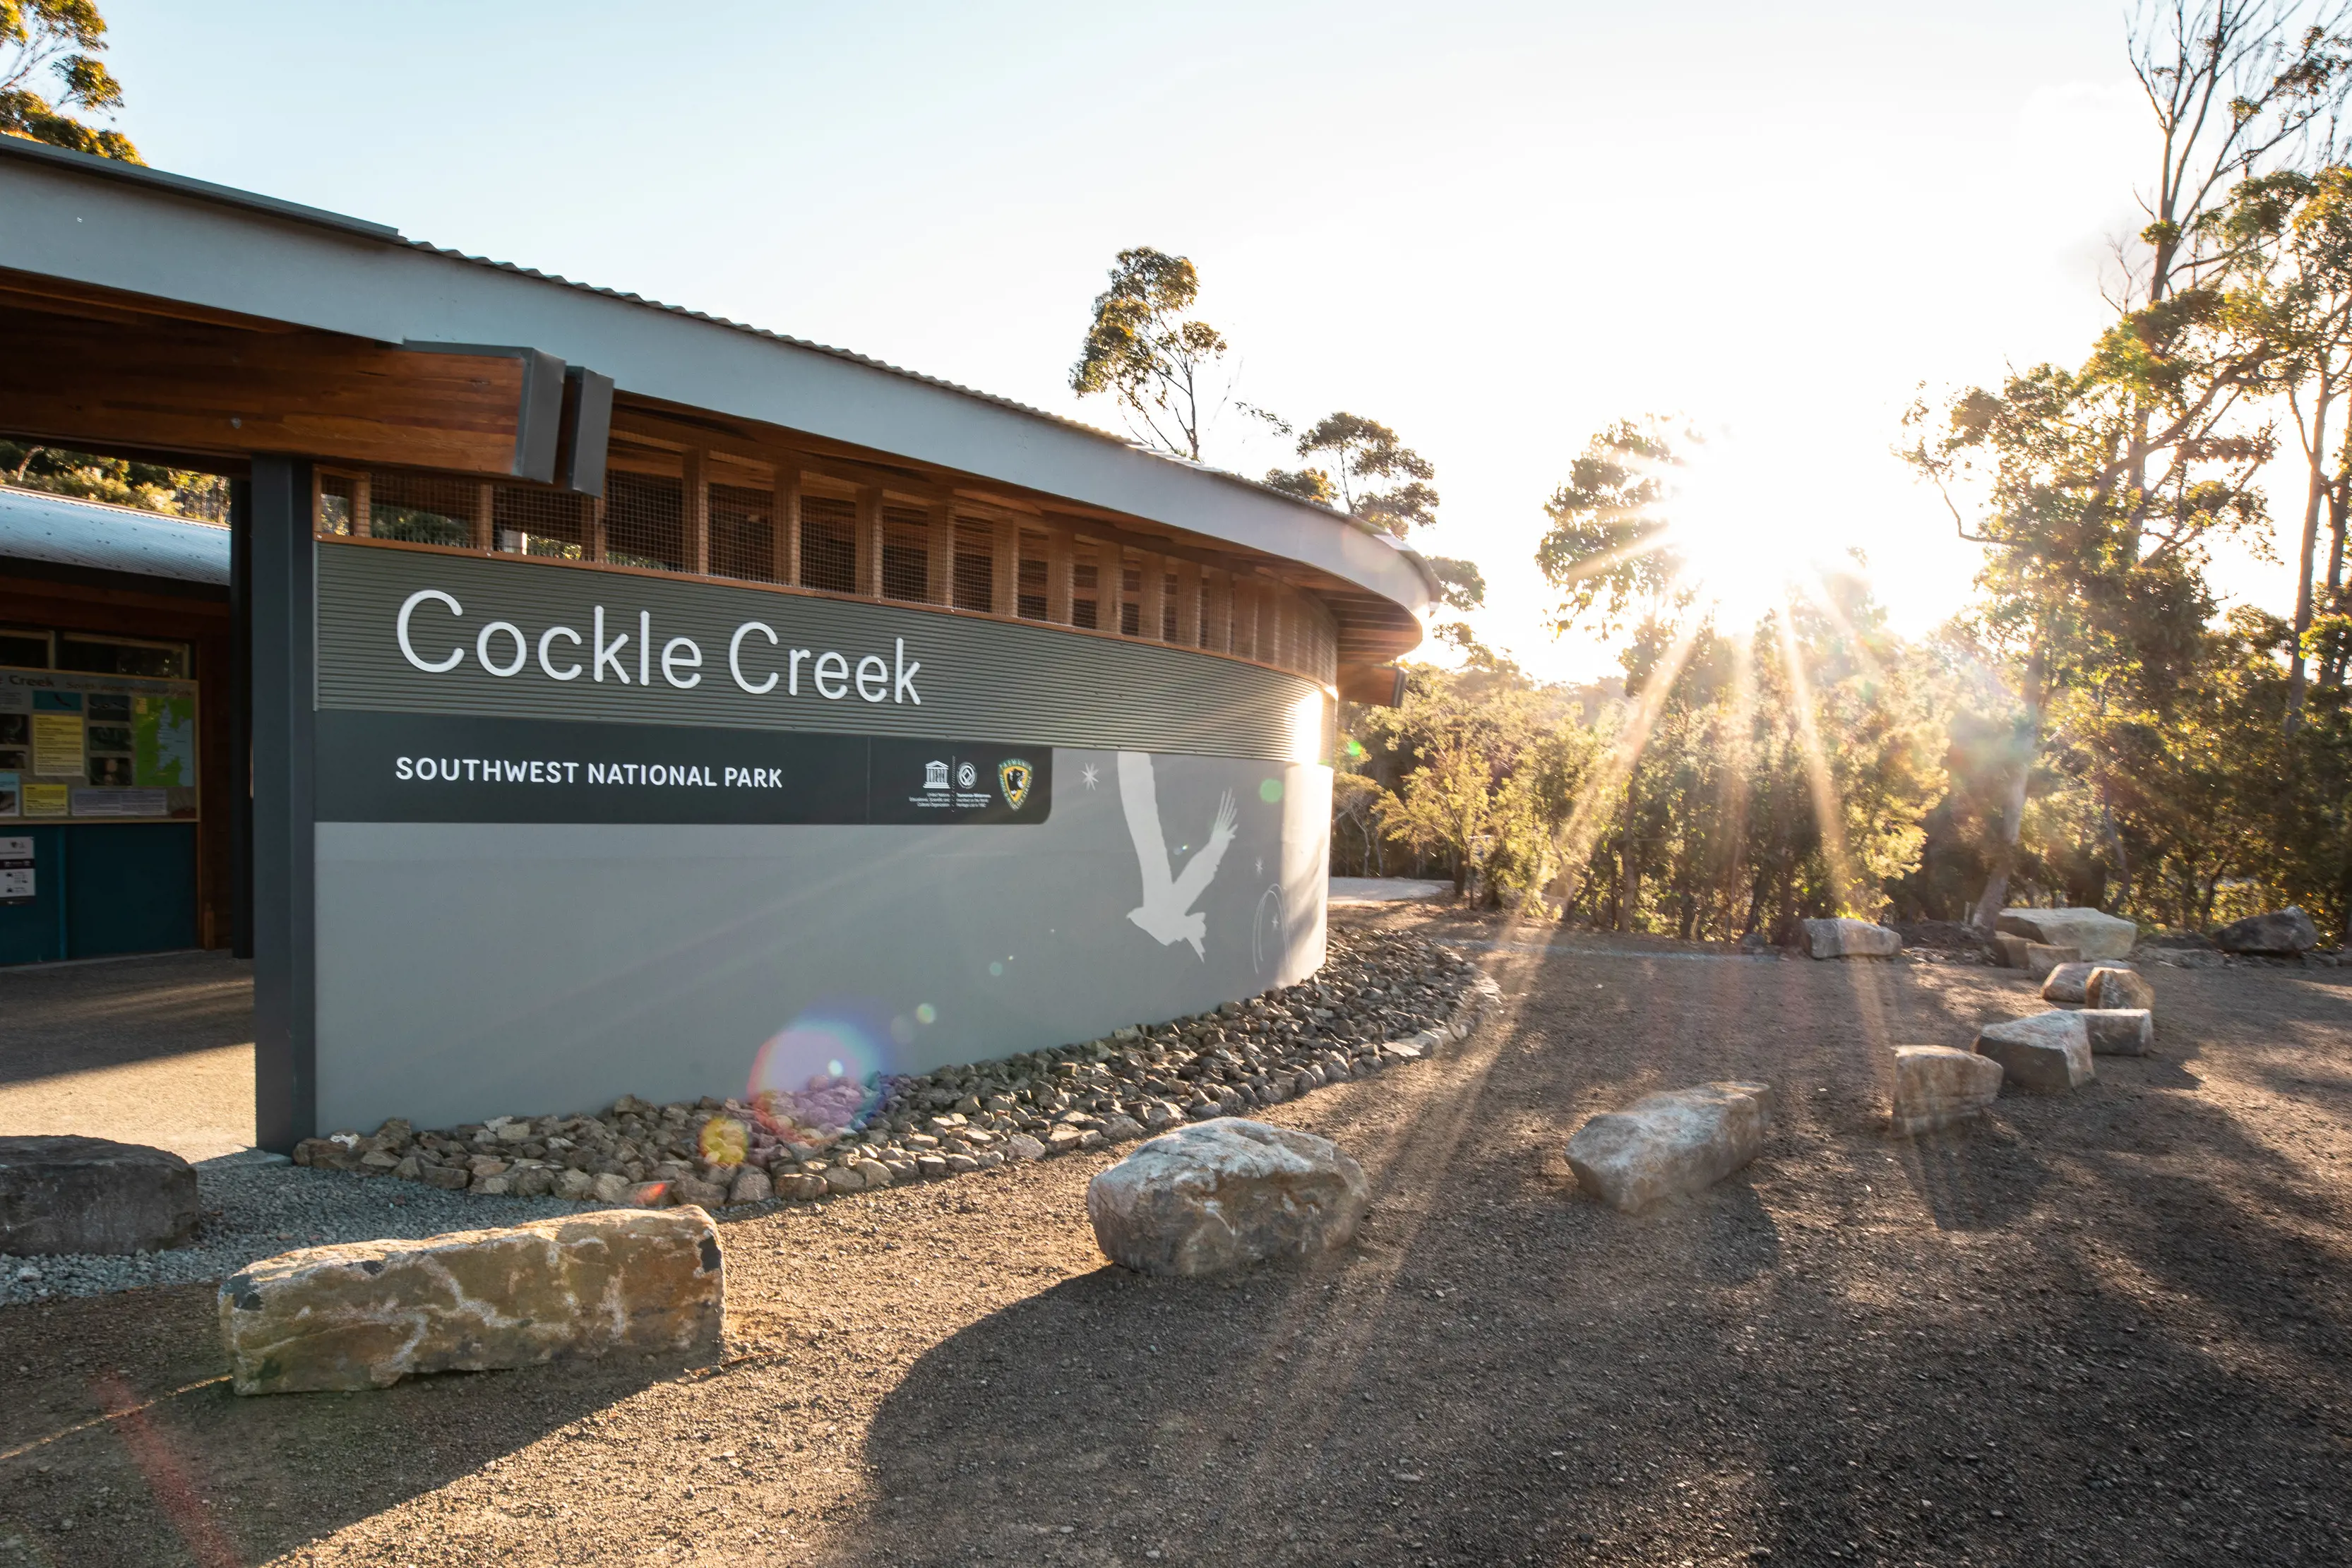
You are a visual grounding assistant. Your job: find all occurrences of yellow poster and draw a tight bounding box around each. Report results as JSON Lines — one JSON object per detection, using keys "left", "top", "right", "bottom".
{"left": 23, "top": 783, "right": 69, "bottom": 817}
{"left": 31, "top": 712, "right": 83, "bottom": 777}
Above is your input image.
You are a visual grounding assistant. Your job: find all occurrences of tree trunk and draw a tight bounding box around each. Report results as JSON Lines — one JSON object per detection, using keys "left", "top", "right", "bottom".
{"left": 2288, "top": 387, "right": 2334, "bottom": 734}
{"left": 2327, "top": 415, "right": 2352, "bottom": 691}
{"left": 2100, "top": 792, "right": 2131, "bottom": 915}
{"left": 1616, "top": 779, "right": 1641, "bottom": 933}
{"left": 1971, "top": 644, "right": 2047, "bottom": 931}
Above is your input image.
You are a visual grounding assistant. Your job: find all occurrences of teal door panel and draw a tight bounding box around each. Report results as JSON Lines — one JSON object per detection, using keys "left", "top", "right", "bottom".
{"left": 0, "top": 823, "right": 198, "bottom": 964}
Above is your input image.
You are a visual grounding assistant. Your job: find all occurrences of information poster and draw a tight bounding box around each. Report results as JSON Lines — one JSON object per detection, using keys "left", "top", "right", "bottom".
{"left": 0, "top": 669, "right": 198, "bottom": 820}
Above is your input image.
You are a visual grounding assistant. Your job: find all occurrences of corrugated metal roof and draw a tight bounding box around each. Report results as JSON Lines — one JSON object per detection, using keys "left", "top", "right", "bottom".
{"left": 0, "top": 485, "right": 229, "bottom": 585}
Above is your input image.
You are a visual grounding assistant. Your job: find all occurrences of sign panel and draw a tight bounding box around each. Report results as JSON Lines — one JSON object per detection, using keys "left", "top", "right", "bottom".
{"left": 0, "top": 834, "right": 28, "bottom": 905}
{"left": 314, "top": 541, "right": 1328, "bottom": 765}
{"left": 315, "top": 710, "right": 1052, "bottom": 826}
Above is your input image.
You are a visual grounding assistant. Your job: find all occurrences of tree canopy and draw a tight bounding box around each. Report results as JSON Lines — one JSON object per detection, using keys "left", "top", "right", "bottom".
{"left": 1, "top": 0, "right": 138, "bottom": 161}
{"left": 1068, "top": 248, "right": 1231, "bottom": 462}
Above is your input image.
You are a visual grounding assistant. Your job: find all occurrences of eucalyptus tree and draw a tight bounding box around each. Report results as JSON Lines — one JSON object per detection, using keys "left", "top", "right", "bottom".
{"left": 1895, "top": 0, "right": 2348, "bottom": 925}
{"left": 1534, "top": 416, "right": 1690, "bottom": 637}
{"left": 1, "top": 0, "right": 137, "bottom": 160}
{"left": 2220, "top": 166, "right": 2352, "bottom": 725}
{"left": 1070, "top": 248, "right": 1234, "bottom": 462}
{"left": 1277, "top": 412, "right": 1439, "bottom": 537}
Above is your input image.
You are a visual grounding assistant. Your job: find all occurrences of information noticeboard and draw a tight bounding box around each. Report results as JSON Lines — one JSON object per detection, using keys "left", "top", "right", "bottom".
{"left": 0, "top": 666, "right": 199, "bottom": 822}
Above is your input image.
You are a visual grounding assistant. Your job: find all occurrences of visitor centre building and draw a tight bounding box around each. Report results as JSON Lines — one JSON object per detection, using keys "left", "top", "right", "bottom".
{"left": 0, "top": 136, "right": 1433, "bottom": 1148}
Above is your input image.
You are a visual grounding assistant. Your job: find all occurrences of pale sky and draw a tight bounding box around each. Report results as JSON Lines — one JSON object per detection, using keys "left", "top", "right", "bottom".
{"left": 90, "top": 0, "right": 2270, "bottom": 682}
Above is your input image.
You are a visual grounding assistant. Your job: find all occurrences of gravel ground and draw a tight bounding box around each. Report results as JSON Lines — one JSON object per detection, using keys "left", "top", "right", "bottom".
{"left": 4, "top": 907, "right": 2350, "bottom": 1567}
{"left": 1, "top": 1157, "right": 578, "bottom": 1308}
{"left": 0, "top": 950, "right": 258, "bottom": 1163}
{"left": 5, "top": 927, "right": 1475, "bottom": 1309}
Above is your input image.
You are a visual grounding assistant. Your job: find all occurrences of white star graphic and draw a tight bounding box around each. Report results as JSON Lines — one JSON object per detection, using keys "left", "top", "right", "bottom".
{"left": 1080, "top": 762, "right": 1101, "bottom": 790}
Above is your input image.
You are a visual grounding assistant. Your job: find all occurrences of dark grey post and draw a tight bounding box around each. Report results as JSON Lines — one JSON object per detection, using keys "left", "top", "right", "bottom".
{"left": 250, "top": 456, "right": 316, "bottom": 1151}
{"left": 229, "top": 477, "right": 253, "bottom": 961}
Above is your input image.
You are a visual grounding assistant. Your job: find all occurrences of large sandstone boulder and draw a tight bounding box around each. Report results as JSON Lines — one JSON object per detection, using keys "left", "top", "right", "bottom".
{"left": 1996, "top": 908, "right": 2137, "bottom": 962}
{"left": 0, "top": 1136, "right": 199, "bottom": 1256}
{"left": 2081, "top": 1008, "right": 2154, "bottom": 1055}
{"left": 2214, "top": 906, "right": 2320, "bottom": 956}
{"left": 219, "top": 1207, "right": 724, "bottom": 1394}
{"left": 1565, "top": 1082, "right": 1774, "bottom": 1213}
{"left": 1973, "top": 1012, "right": 2094, "bottom": 1093}
{"left": 1799, "top": 918, "right": 1902, "bottom": 959}
{"left": 1086, "top": 1119, "right": 1368, "bottom": 1277}
{"left": 2086, "top": 966, "right": 2153, "bottom": 1012}
{"left": 1891, "top": 1047, "right": 2004, "bottom": 1135}
{"left": 1993, "top": 934, "right": 2079, "bottom": 976}
{"left": 2039, "top": 961, "right": 2110, "bottom": 1005}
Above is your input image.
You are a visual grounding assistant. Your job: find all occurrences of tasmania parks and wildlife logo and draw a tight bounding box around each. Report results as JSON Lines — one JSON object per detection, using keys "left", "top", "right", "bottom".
{"left": 997, "top": 758, "right": 1034, "bottom": 811}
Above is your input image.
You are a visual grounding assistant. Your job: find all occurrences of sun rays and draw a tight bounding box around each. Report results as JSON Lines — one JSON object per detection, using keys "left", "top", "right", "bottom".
{"left": 1539, "top": 433, "right": 1884, "bottom": 930}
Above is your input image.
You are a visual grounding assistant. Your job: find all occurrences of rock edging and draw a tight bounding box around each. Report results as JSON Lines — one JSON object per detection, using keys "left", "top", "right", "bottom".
{"left": 294, "top": 929, "right": 1508, "bottom": 1214}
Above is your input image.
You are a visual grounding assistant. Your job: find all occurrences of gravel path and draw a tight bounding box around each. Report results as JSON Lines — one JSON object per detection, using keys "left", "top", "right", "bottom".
{"left": 3, "top": 909, "right": 2349, "bottom": 1568}
{"left": 0, "top": 950, "right": 258, "bottom": 1163}
{"left": 2, "top": 1156, "right": 578, "bottom": 1308}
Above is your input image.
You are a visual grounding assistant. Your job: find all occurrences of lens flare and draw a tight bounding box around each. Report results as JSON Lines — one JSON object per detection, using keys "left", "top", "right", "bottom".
{"left": 747, "top": 1002, "right": 891, "bottom": 1147}
{"left": 698, "top": 1115, "right": 748, "bottom": 1167}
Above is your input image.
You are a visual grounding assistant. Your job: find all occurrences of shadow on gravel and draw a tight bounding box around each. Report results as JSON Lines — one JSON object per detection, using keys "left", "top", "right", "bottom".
{"left": 828, "top": 923, "right": 2352, "bottom": 1568}
{"left": 0, "top": 950, "right": 253, "bottom": 1087}
{"left": 1890, "top": 1116, "right": 2051, "bottom": 1233}
{"left": 0, "top": 1280, "right": 699, "bottom": 1567}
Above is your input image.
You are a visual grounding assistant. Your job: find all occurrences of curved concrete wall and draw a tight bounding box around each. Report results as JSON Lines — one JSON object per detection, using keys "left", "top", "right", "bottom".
{"left": 310, "top": 542, "right": 1332, "bottom": 1130}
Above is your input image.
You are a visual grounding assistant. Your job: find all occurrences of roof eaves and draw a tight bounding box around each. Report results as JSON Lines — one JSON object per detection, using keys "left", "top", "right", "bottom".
{"left": 402, "top": 242, "right": 1434, "bottom": 568}
{"left": 4, "top": 136, "right": 1429, "bottom": 602}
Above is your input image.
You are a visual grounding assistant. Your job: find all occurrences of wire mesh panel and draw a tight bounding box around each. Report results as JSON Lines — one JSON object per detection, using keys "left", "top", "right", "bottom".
{"left": 800, "top": 493, "right": 859, "bottom": 594}
{"left": 709, "top": 484, "right": 777, "bottom": 582}
{"left": 604, "top": 472, "right": 684, "bottom": 571}
{"left": 953, "top": 520, "right": 995, "bottom": 612}
{"left": 1072, "top": 551, "right": 1100, "bottom": 630}
{"left": 1118, "top": 559, "right": 1142, "bottom": 638}
{"left": 369, "top": 472, "right": 479, "bottom": 548}
{"left": 316, "top": 472, "right": 355, "bottom": 537}
{"left": 493, "top": 487, "right": 589, "bottom": 560}
{"left": 1159, "top": 565, "right": 1178, "bottom": 642}
{"left": 1198, "top": 570, "right": 1226, "bottom": 652}
{"left": 880, "top": 505, "right": 931, "bottom": 603}
{"left": 1017, "top": 530, "right": 1050, "bottom": 621}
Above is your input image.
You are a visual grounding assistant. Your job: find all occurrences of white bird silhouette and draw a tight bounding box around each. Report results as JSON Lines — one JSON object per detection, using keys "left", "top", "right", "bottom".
{"left": 1117, "top": 750, "right": 1237, "bottom": 959}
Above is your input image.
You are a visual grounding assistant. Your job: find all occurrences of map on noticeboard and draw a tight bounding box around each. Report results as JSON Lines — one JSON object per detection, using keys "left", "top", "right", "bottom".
{"left": 0, "top": 668, "right": 198, "bottom": 821}
{"left": 133, "top": 694, "right": 196, "bottom": 786}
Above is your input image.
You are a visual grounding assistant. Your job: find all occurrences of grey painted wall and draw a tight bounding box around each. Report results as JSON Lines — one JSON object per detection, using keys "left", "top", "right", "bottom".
{"left": 314, "top": 750, "right": 1331, "bottom": 1130}
{"left": 309, "top": 542, "right": 1337, "bottom": 1130}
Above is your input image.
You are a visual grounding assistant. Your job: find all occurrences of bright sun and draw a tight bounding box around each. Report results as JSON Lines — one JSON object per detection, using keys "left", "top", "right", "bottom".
{"left": 1654, "top": 437, "right": 1834, "bottom": 629}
